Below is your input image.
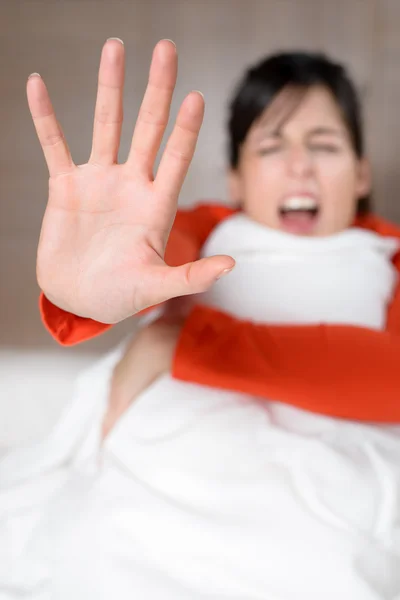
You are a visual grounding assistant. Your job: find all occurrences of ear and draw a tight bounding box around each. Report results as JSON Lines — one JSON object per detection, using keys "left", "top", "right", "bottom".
{"left": 227, "top": 169, "right": 243, "bottom": 206}
{"left": 355, "top": 157, "right": 372, "bottom": 198}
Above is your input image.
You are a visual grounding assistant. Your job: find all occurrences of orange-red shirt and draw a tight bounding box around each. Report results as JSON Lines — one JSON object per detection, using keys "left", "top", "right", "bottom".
{"left": 39, "top": 204, "right": 400, "bottom": 422}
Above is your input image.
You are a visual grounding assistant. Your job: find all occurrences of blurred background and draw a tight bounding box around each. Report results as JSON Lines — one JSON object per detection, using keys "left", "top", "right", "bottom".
{"left": 0, "top": 0, "right": 399, "bottom": 445}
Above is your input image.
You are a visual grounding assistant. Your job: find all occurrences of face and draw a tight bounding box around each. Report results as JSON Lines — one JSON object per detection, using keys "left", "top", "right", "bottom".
{"left": 229, "top": 85, "right": 371, "bottom": 236}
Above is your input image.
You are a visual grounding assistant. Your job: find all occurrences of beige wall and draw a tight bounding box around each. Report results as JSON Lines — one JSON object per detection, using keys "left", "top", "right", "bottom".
{"left": 1, "top": 0, "right": 399, "bottom": 352}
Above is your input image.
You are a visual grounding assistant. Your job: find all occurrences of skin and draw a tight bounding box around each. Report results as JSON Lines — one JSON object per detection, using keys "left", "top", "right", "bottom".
{"left": 28, "top": 38, "right": 234, "bottom": 324}
{"left": 102, "top": 315, "right": 182, "bottom": 439}
{"left": 229, "top": 85, "right": 371, "bottom": 236}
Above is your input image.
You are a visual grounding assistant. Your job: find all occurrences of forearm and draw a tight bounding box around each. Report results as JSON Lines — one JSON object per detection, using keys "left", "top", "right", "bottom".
{"left": 102, "top": 316, "right": 181, "bottom": 438}
{"left": 173, "top": 305, "right": 400, "bottom": 422}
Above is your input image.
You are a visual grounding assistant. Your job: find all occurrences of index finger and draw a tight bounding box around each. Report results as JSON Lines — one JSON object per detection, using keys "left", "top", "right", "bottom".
{"left": 27, "top": 73, "right": 74, "bottom": 177}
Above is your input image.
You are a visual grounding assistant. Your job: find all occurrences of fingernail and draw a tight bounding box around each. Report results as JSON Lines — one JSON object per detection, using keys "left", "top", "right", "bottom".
{"left": 216, "top": 266, "right": 234, "bottom": 280}
{"left": 162, "top": 39, "right": 176, "bottom": 48}
{"left": 28, "top": 72, "right": 41, "bottom": 79}
{"left": 192, "top": 90, "right": 204, "bottom": 99}
{"left": 107, "top": 37, "right": 124, "bottom": 45}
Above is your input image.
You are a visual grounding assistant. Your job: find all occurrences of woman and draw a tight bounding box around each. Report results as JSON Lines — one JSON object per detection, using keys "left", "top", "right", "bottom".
{"left": 2, "top": 39, "right": 399, "bottom": 599}
{"left": 35, "top": 39, "right": 400, "bottom": 423}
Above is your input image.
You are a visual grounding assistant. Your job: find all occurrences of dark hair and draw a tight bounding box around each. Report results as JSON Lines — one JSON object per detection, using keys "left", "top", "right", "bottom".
{"left": 228, "top": 51, "right": 370, "bottom": 214}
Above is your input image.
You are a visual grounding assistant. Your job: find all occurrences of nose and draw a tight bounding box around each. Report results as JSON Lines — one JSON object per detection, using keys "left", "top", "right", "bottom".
{"left": 285, "top": 144, "right": 313, "bottom": 178}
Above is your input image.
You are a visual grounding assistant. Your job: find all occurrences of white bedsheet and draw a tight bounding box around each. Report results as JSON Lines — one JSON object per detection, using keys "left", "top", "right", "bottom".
{"left": 1, "top": 343, "right": 400, "bottom": 599}
{"left": 0, "top": 349, "right": 97, "bottom": 451}
{"left": 1, "top": 216, "right": 400, "bottom": 598}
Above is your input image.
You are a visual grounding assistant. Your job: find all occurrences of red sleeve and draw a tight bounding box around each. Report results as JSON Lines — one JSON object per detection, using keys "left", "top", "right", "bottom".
{"left": 39, "top": 203, "right": 236, "bottom": 346}
{"left": 173, "top": 215, "right": 400, "bottom": 422}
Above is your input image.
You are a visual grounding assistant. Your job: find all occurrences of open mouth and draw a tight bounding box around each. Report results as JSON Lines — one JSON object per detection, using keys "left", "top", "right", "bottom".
{"left": 278, "top": 196, "right": 320, "bottom": 235}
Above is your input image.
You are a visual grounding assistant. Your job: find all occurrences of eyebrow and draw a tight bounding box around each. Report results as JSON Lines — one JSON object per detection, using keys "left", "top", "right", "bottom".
{"left": 307, "top": 127, "right": 344, "bottom": 138}
{"left": 255, "top": 128, "right": 282, "bottom": 141}
{"left": 255, "top": 125, "right": 345, "bottom": 143}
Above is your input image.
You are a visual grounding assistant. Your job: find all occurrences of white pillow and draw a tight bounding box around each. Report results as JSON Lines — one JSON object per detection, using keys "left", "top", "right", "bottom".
{"left": 200, "top": 214, "right": 399, "bottom": 331}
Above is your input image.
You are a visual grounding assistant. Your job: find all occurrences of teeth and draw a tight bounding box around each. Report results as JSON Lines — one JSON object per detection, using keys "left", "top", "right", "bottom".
{"left": 281, "top": 196, "right": 318, "bottom": 211}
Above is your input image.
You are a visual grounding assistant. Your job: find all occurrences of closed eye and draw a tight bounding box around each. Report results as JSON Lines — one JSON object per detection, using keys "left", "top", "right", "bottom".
{"left": 258, "top": 144, "right": 282, "bottom": 156}
{"left": 309, "top": 143, "right": 341, "bottom": 153}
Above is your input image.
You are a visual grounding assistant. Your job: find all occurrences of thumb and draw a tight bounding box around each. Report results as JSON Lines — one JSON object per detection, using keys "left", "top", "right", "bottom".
{"left": 141, "top": 255, "right": 235, "bottom": 308}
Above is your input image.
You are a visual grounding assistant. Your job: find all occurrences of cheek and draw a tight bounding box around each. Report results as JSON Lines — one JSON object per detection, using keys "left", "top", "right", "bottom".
{"left": 240, "top": 160, "right": 284, "bottom": 222}
{"left": 243, "top": 158, "right": 285, "bottom": 198}
{"left": 315, "top": 157, "right": 358, "bottom": 203}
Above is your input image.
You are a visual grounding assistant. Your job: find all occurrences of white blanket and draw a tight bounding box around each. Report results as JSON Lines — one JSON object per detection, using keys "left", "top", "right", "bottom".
{"left": 1, "top": 215, "right": 400, "bottom": 599}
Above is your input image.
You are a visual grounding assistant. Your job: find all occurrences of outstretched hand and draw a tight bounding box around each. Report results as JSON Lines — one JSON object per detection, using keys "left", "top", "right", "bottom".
{"left": 28, "top": 39, "right": 234, "bottom": 323}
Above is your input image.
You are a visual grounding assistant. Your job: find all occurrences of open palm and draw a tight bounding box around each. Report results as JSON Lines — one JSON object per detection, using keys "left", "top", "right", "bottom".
{"left": 27, "top": 39, "right": 234, "bottom": 323}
